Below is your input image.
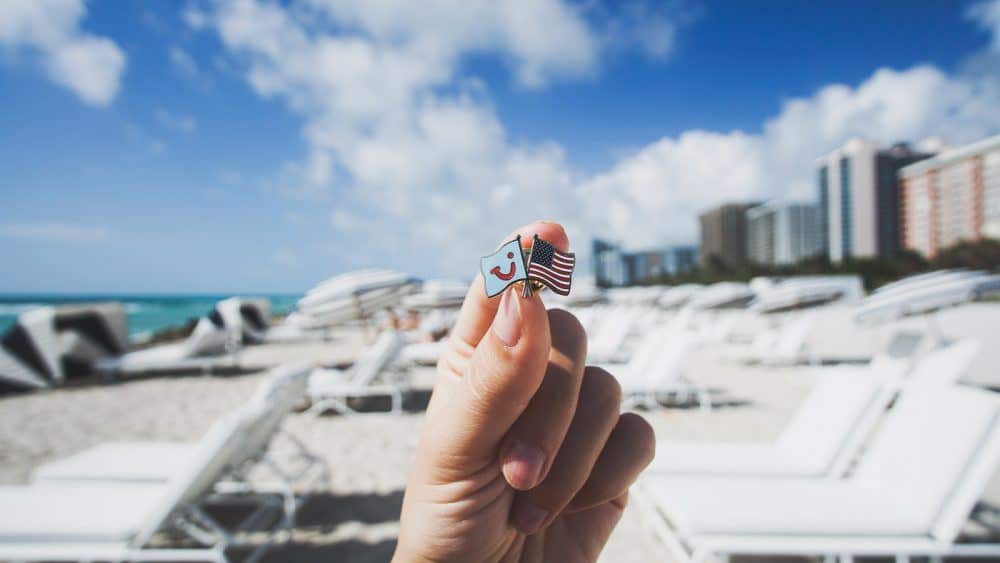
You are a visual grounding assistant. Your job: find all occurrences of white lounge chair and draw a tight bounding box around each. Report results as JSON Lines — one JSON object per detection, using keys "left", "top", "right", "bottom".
{"left": 307, "top": 330, "right": 407, "bottom": 415}
{"left": 652, "top": 339, "right": 980, "bottom": 478}
{"left": 586, "top": 307, "right": 634, "bottom": 363}
{"left": 31, "top": 363, "right": 328, "bottom": 529}
{"left": 94, "top": 309, "right": 240, "bottom": 377}
{"left": 0, "top": 402, "right": 289, "bottom": 562}
{"left": 602, "top": 325, "right": 708, "bottom": 411}
{"left": 637, "top": 384, "right": 1000, "bottom": 563}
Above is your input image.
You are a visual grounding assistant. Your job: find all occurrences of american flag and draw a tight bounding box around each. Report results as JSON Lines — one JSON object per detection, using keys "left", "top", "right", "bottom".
{"left": 527, "top": 236, "right": 575, "bottom": 296}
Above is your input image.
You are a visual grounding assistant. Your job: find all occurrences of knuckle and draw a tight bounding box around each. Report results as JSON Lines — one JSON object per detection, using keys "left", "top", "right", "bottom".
{"left": 619, "top": 412, "right": 656, "bottom": 463}
{"left": 581, "top": 366, "right": 622, "bottom": 416}
{"left": 547, "top": 308, "right": 587, "bottom": 361}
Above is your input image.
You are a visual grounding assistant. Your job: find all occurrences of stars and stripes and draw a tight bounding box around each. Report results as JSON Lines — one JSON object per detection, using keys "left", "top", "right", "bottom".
{"left": 527, "top": 235, "right": 575, "bottom": 296}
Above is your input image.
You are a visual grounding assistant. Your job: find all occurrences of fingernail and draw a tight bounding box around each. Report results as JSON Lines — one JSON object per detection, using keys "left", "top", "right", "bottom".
{"left": 511, "top": 500, "right": 550, "bottom": 535}
{"left": 502, "top": 439, "right": 546, "bottom": 490}
{"left": 492, "top": 289, "right": 521, "bottom": 347}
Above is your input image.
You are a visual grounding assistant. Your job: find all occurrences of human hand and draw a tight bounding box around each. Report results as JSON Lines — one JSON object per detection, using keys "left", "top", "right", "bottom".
{"left": 394, "top": 221, "right": 655, "bottom": 563}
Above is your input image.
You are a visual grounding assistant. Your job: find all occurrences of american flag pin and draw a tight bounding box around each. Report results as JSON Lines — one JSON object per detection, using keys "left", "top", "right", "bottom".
{"left": 478, "top": 234, "right": 576, "bottom": 298}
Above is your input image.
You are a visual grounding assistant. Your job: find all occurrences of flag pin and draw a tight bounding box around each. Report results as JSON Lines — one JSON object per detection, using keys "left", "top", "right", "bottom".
{"left": 480, "top": 234, "right": 576, "bottom": 298}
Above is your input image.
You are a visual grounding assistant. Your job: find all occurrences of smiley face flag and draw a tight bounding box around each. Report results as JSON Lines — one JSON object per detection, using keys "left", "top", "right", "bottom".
{"left": 480, "top": 236, "right": 528, "bottom": 297}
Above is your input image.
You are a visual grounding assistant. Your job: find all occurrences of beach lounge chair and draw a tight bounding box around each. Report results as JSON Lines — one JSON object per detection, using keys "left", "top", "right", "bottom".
{"left": 602, "top": 325, "right": 708, "bottom": 411}
{"left": 586, "top": 307, "right": 635, "bottom": 363}
{"left": 637, "top": 384, "right": 1000, "bottom": 563}
{"left": 94, "top": 306, "right": 241, "bottom": 377}
{"left": 307, "top": 330, "right": 407, "bottom": 415}
{"left": 31, "top": 363, "right": 328, "bottom": 531}
{"left": 0, "top": 304, "right": 128, "bottom": 391}
{"left": 652, "top": 339, "right": 980, "bottom": 478}
{"left": 0, "top": 402, "right": 290, "bottom": 563}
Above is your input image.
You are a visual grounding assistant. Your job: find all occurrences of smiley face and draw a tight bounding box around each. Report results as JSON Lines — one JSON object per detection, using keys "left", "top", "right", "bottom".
{"left": 489, "top": 251, "right": 518, "bottom": 281}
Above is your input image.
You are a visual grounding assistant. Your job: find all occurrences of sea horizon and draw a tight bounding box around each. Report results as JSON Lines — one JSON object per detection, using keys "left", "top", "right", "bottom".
{"left": 0, "top": 293, "right": 302, "bottom": 340}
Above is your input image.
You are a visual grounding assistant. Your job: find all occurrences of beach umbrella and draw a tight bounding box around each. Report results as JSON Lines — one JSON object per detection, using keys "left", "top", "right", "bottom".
{"left": 658, "top": 284, "right": 705, "bottom": 309}
{"left": 687, "top": 282, "right": 755, "bottom": 311}
{"left": 750, "top": 276, "right": 864, "bottom": 314}
{"left": 401, "top": 280, "right": 468, "bottom": 310}
{"left": 854, "top": 273, "right": 1000, "bottom": 326}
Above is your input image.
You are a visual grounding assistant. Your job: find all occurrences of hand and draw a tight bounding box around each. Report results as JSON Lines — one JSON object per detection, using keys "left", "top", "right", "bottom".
{"left": 394, "top": 221, "right": 655, "bottom": 563}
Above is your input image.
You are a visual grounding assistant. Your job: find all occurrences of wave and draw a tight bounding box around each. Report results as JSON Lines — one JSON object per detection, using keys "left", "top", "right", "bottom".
{"left": 0, "top": 303, "right": 46, "bottom": 315}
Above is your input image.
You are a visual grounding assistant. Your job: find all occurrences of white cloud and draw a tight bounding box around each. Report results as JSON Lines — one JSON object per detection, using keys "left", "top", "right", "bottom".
{"left": 0, "top": 222, "right": 110, "bottom": 243}
{"left": 155, "top": 107, "right": 198, "bottom": 134}
{"left": 968, "top": 0, "right": 1000, "bottom": 51}
{"left": 586, "top": 65, "right": 1000, "bottom": 248}
{"left": 197, "top": 0, "right": 1000, "bottom": 276}
{"left": 168, "top": 45, "right": 199, "bottom": 77}
{"left": 0, "top": 0, "right": 126, "bottom": 106}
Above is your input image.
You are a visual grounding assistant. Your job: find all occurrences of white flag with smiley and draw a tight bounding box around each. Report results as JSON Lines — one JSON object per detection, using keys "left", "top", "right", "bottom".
{"left": 480, "top": 237, "right": 528, "bottom": 297}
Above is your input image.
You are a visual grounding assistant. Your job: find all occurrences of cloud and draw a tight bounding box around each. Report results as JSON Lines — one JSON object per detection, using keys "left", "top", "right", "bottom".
{"left": 968, "top": 0, "right": 1000, "bottom": 51}
{"left": 585, "top": 65, "right": 1000, "bottom": 248}
{"left": 168, "top": 45, "right": 199, "bottom": 77}
{"left": 155, "top": 107, "right": 198, "bottom": 134}
{"left": 0, "top": 0, "right": 126, "bottom": 106}
{"left": 0, "top": 222, "right": 110, "bottom": 243}
{"left": 197, "top": 0, "right": 1000, "bottom": 276}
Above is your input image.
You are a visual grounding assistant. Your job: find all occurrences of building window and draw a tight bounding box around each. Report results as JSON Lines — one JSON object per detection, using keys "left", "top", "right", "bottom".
{"left": 818, "top": 166, "right": 829, "bottom": 255}
{"left": 839, "top": 157, "right": 852, "bottom": 258}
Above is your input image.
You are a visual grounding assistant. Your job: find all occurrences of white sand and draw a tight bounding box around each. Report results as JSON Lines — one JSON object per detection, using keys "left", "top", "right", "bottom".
{"left": 0, "top": 338, "right": 995, "bottom": 562}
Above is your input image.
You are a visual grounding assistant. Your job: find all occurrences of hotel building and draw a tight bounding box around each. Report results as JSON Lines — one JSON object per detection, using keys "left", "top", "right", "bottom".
{"left": 899, "top": 134, "right": 1000, "bottom": 257}
{"left": 747, "top": 201, "right": 821, "bottom": 265}
{"left": 816, "top": 140, "right": 933, "bottom": 262}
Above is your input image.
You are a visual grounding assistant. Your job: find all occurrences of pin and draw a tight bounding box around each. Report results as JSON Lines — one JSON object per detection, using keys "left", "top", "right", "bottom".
{"left": 479, "top": 234, "right": 576, "bottom": 298}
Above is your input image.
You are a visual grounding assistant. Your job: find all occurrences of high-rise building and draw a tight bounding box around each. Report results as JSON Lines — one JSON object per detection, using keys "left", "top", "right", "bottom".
{"left": 698, "top": 202, "right": 759, "bottom": 269}
{"left": 662, "top": 245, "right": 698, "bottom": 275}
{"left": 592, "top": 241, "right": 698, "bottom": 286}
{"left": 747, "top": 202, "right": 821, "bottom": 265}
{"left": 593, "top": 239, "right": 627, "bottom": 286}
{"left": 899, "top": 134, "right": 1000, "bottom": 258}
{"left": 816, "top": 139, "right": 933, "bottom": 263}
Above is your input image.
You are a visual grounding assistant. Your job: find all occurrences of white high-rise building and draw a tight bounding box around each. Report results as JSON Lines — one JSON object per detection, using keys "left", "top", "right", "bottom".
{"left": 816, "top": 139, "right": 932, "bottom": 263}
{"left": 900, "top": 134, "right": 1000, "bottom": 257}
{"left": 747, "top": 202, "right": 821, "bottom": 265}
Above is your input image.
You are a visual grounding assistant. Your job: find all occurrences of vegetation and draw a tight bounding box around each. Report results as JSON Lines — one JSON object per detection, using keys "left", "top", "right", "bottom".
{"left": 636, "top": 239, "right": 1000, "bottom": 291}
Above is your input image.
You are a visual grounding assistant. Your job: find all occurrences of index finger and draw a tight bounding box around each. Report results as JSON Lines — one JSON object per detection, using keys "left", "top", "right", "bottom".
{"left": 450, "top": 221, "right": 570, "bottom": 350}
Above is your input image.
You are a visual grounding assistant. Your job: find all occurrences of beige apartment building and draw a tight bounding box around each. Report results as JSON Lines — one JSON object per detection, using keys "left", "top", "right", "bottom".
{"left": 900, "top": 135, "right": 1000, "bottom": 258}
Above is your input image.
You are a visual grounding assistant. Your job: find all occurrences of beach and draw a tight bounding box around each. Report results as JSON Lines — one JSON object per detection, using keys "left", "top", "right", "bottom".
{"left": 4, "top": 321, "right": 1000, "bottom": 562}
{"left": 0, "top": 335, "right": 833, "bottom": 562}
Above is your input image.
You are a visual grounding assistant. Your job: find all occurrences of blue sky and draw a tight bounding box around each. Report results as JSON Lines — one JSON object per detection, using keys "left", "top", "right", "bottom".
{"left": 2, "top": 0, "right": 999, "bottom": 293}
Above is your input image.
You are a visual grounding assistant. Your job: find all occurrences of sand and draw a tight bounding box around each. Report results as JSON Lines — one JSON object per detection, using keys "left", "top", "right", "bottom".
{"left": 1, "top": 336, "right": 995, "bottom": 562}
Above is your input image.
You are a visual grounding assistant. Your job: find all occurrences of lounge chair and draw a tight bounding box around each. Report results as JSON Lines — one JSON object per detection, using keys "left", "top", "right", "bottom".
{"left": 31, "top": 364, "right": 327, "bottom": 529}
{"left": 307, "top": 330, "right": 407, "bottom": 415}
{"left": 94, "top": 307, "right": 241, "bottom": 377}
{"left": 586, "top": 307, "right": 634, "bottom": 363}
{"left": 0, "top": 402, "right": 290, "bottom": 562}
{"left": 637, "top": 384, "right": 1000, "bottom": 563}
{"left": 652, "top": 339, "right": 979, "bottom": 478}
{"left": 602, "top": 325, "right": 708, "bottom": 411}
{"left": 0, "top": 304, "right": 128, "bottom": 391}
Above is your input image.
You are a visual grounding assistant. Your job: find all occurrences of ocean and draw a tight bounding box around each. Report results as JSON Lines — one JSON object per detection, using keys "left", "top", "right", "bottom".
{"left": 0, "top": 294, "right": 300, "bottom": 341}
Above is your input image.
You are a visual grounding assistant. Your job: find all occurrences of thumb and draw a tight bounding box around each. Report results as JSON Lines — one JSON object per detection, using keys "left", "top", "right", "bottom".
{"left": 425, "top": 287, "right": 551, "bottom": 473}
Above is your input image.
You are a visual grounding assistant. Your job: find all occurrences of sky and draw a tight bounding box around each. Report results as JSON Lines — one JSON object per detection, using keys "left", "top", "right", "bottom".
{"left": 1, "top": 0, "right": 999, "bottom": 294}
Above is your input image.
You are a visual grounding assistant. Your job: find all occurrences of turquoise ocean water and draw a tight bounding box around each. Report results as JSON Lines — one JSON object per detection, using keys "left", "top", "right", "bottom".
{"left": 0, "top": 294, "right": 300, "bottom": 340}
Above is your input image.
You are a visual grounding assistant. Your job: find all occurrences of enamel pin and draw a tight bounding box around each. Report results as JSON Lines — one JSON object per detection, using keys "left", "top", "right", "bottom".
{"left": 480, "top": 234, "right": 576, "bottom": 298}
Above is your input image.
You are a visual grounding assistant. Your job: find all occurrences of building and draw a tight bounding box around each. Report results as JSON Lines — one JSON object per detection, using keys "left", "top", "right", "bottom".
{"left": 698, "top": 202, "right": 759, "bottom": 269}
{"left": 747, "top": 202, "right": 821, "bottom": 265}
{"left": 592, "top": 240, "right": 698, "bottom": 286}
{"left": 899, "top": 134, "right": 1000, "bottom": 258}
{"left": 593, "top": 239, "right": 627, "bottom": 287}
{"left": 816, "top": 139, "right": 933, "bottom": 263}
{"left": 662, "top": 245, "right": 698, "bottom": 275}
